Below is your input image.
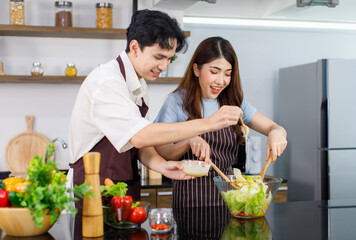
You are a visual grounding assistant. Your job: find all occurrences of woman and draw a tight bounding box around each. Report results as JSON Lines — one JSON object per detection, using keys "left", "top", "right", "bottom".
{"left": 155, "top": 37, "right": 287, "bottom": 208}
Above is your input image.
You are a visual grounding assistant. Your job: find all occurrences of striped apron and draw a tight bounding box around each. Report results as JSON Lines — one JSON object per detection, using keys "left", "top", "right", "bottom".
{"left": 172, "top": 126, "right": 239, "bottom": 208}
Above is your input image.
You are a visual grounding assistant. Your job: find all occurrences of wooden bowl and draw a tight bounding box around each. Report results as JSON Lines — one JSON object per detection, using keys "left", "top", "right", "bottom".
{"left": 0, "top": 208, "right": 56, "bottom": 237}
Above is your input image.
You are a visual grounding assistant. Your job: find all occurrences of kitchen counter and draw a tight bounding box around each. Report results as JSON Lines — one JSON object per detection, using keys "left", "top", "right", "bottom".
{"left": 1, "top": 199, "right": 355, "bottom": 240}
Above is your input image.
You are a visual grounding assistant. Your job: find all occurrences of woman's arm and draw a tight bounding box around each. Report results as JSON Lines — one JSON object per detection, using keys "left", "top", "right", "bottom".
{"left": 155, "top": 136, "right": 211, "bottom": 161}
{"left": 247, "top": 112, "right": 287, "bottom": 163}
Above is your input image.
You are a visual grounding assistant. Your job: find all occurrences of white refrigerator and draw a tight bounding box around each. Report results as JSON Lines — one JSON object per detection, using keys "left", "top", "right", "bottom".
{"left": 278, "top": 59, "right": 356, "bottom": 201}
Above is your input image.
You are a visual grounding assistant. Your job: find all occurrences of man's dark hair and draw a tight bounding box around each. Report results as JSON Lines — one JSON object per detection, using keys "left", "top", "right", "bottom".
{"left": 125, "top": 9, "right": 187, "bottom": 53}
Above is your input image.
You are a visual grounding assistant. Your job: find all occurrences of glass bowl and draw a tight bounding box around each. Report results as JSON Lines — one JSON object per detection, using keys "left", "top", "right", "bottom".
{"left": 182, "top": 160, "right": 211, "bottom": 177}
{"left": 149, "top": 208, "right": 174, "bottom": 234}
{"left": 213, "top": 175, "right": 282, "bottom": 218}
{"left": 103, "top": 201, "right": 150, "bottom": 229}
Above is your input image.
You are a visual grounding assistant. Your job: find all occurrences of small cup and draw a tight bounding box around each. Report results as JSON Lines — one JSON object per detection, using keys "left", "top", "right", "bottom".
{"left": 149, "top": 208, "right": 173, "bottom": 234}
{"left": 182, "top": 160, "right": 211, "bottom": 177}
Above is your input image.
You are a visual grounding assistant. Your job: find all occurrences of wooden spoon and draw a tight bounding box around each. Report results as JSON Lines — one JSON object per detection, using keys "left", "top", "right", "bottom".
{"left": 239, "top": 117, "right": 249, "bottom": 141}
{"left": 260, "top": 154, "right": 273, "bottom": 180}
{"left": 210, "top": 161, "right": 240, "bottom": 189}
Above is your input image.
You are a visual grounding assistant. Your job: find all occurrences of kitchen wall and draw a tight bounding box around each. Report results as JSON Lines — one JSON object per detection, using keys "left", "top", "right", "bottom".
{"left": 1, "top": 1, "right": 356, "bottom": 176}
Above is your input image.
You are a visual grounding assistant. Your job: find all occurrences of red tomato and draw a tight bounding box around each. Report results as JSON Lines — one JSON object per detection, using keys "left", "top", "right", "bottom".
{"left": 128, "top": 207, "right": 147, "bottom": 224}
{"left": 0, "top": 190, "right": 9, "bottom": 207}
{"left": 237, "top": 212, "right": 245, "bottom": 216}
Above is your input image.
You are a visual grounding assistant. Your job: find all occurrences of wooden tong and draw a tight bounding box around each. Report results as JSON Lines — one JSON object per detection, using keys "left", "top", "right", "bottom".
{"left": 210, "top": 161, "right": 240, "bottom": 189}
{"left": 260, "top": 154, "right": 273, "bottom": 180}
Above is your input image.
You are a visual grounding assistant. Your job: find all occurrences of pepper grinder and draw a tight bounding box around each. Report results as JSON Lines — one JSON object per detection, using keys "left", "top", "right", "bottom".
{"left": 82, "top": 152, "right": 103, "bottom": 238}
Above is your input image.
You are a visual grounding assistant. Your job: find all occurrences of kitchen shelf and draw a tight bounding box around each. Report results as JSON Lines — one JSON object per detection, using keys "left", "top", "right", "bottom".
{"left": 0, "top": 75, "right": 180, "bottom": 84}
{"left": 0, "top": 24, "right": 190, "bottom": 39}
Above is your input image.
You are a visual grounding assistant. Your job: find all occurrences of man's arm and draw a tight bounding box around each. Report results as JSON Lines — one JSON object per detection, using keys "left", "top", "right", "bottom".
{"left": 138, "top": 147, "right": 193, "bottom": 180}
{"left": 130, "top": 105, "right": 241, "bottom": 148}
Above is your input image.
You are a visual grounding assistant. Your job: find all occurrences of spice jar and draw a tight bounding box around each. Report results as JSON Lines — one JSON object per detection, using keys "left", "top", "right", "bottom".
{"left": 65, "top": 63, "right": 77, "bottom": 76}
{"left": 31, "top": 62, "right": 44, "bottom": 76}
{"left": 96, "top": 3, "right": 113, "bottom": 29}
{"left": 55, "top": 1, "right": 72, "bottom": 27}
{"left": 9, "top": 0, "right": 25, "bottom": 25}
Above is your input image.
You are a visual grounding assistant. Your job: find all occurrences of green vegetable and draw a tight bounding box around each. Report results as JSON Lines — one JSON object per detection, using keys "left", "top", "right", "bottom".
{"left": 21, "top": 143, "right": 94, "bottom": 227}
{"left": 0, "top": 180, "right": 4, "bottom": 190}
{"left": 8, "top": 191, "right": 23, "bottom": 207}
{"left": 101, "top": 181, "right": 127, "bottom": 197}
{"left": 222, "top": 176, "right": 270, "bottom": 217}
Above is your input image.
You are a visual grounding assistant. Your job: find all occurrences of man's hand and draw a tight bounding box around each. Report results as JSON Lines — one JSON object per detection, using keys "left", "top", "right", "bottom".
{"left": 160, "top": 161, "right": 195, "bottom": 180}
{"left": 206, "top": 105, "right": 242, "bottom": 132}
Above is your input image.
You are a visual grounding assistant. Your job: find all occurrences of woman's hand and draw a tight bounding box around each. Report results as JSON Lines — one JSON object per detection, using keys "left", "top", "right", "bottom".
{"left": 161, "top": 161, "right": 195, "bottom": 180}
{"left": 266, "top": 129, "right": 288, "bottom": 163}
{"left": 189, "top": 136, "right": 211, "bottom": 161}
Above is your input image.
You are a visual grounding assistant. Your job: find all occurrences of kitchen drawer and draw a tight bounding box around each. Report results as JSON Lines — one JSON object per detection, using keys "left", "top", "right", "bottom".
{"left": 273, "top": 183, "right": 288, "bottom": 203}
{"left": 156, "top": 187, "right": 172, "bottom": 208}
{"left": 140, "top": 189, "right": 156, "bottom": 208}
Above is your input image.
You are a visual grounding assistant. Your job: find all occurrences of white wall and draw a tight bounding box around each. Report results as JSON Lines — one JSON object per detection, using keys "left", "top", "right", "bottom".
{"left": 1, "top": 0, "right": 356, "bottom": 175}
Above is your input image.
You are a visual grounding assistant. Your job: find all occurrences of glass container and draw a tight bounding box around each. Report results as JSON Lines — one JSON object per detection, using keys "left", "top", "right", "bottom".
{"left": 31, "top": 62, "right": 44, "bottom": 76}
{"left": 65, "top": 63, "right": 77, "bottom": 76}
{"left": 96, "top": 3, "right": 113, "bottom": 28}
{"left": 9, "top": 0, "right": 25, "bottom": 25}
{"left": 55, "top": 1, "right": 72, "bottom": 27}
{"left": 149, "top": 208, "right": 173, "bottom": 234}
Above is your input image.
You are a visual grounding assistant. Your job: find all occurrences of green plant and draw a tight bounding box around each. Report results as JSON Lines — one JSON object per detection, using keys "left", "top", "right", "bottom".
{"left": 20, "top": 143, "right": 93, "bottom": 227}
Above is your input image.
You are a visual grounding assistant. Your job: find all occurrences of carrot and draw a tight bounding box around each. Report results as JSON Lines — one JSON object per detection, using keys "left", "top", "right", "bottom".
{"left": 104, "top": 178, "right": 115, "bottom": 186}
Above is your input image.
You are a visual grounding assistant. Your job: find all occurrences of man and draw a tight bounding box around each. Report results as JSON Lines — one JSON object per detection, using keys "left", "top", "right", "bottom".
{"left": 68, "top": 9, "right": 241, "bottom": 202}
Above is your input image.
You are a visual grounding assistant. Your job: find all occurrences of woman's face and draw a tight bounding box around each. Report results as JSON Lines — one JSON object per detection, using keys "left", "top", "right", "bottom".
{"left": 194, "top": 57, "right": 232, "bottom": 99}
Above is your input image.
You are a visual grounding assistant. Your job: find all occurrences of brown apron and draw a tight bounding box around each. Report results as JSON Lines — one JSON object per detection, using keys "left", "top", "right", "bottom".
{"left": 173, "top": 126, "right": 239, "bottom": 208}
{"left": 70, "top": 55, "right": 148, "bottom": 211}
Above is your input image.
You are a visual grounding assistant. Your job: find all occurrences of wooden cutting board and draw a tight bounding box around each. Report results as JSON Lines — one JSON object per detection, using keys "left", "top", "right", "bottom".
{"left": 5, "top": 115, "right": 50, "bottom": 174}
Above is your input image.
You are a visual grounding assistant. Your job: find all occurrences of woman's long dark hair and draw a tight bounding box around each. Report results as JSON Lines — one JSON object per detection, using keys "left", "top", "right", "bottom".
{"left": 175, "top": 36, "right": 244, "bottom": 142}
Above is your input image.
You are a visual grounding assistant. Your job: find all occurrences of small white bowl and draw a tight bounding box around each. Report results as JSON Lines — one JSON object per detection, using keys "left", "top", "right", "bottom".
{"left": 182, "top": 160, "right": 211, "bottom": 177}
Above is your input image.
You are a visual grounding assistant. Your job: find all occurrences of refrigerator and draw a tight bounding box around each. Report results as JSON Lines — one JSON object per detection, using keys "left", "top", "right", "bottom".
{"left": 278, "top": 59, "right": 356, "bottom": 201}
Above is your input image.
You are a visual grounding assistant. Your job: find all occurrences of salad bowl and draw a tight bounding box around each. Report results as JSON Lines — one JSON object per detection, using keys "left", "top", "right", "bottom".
{"left": 213, "top": 175, "right": 282, "bottom": 218}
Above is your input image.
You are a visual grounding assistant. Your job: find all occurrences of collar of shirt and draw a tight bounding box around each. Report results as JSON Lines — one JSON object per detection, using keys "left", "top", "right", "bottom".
{"left": 119, "top": 51, "right": 146, "bottom": 99}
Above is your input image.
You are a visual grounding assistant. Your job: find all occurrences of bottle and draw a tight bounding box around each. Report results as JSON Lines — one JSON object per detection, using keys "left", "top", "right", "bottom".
{"left": 9, "top": 0, "right": 25, "bottom": 25}
{"left": 65, "top": 63, "right": 77, "bottom": 76}
{"left": 82, "top": 152, "right": 104, "bottom": 238}
{"left": 31, "top": 62, "right": 44, "bottom": 76}
{"left": 55, "top": 1, "right": 72, "bottom": 27}
{"left": 96, "top": 3, "right": 113, "bottom": 29}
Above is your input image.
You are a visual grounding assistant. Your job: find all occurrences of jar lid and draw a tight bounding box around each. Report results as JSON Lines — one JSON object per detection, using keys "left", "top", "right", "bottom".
{"left": 96, "top": 2, "right": 113, "bottom": 8}
{"left": 67, "top": 63, "right": 75, "bottom": 67}
{"left": 33, "top": 62, "right": 41, "bottom": 67}
{"left": 55, "top": 1, "right": 72, "bottom": 7}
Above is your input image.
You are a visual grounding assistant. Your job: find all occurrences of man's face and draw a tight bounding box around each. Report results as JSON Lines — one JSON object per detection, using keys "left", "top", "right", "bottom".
{"left": 133, "top": 40, "right": 177, "bottom": 81}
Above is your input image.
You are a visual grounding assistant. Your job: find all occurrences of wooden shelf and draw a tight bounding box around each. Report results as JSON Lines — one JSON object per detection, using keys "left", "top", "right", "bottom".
{"left": 0, "top": 24, "right": 190, "bottom": 39}
{"left": 0, "top": 75, "right": 180, "bottom": 84}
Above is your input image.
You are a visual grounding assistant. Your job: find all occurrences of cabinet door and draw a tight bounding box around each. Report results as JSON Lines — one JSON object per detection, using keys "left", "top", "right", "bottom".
{"left": 156, "top": 188, "right": 172, "bottom": 208}
{"left": 141, "top": 189, "right": 156, "bottom": 208}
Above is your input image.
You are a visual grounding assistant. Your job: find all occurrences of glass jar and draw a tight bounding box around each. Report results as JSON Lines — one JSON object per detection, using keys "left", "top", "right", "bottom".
{"left": 55, "top": 1, "right": 72, "bottom": 27}
{"left": 149, "top": 208, "right": 173, "bottom": 234}
{"left": 9, "top": 0, "right": 25, "bottom": 25}
{"left": 65, "top": 63, "right": 77, "bottom": 76}
{"left": 96, "top": 3, "right": 113, "bottom": 29}
{"left": 31, "top": 62, "right": 44, "bottom": 76}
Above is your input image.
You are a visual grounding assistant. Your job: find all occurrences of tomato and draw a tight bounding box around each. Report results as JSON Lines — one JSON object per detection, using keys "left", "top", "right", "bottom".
{"left": 237, "top": 212, "right": 245, "bottom": 216}
{"left": 151, "top": 224, "right": 171, "bottom": 230}
{"left": 0, "top": 189, "right": 9, "bottom": 207}
{"left": 128, "top": 207, "right": 147, "bottom": 224}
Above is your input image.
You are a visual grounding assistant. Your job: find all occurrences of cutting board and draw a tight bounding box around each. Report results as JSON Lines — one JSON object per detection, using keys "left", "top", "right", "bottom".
{"left": 5, "top": 115, "right": 50, "bottom": 175}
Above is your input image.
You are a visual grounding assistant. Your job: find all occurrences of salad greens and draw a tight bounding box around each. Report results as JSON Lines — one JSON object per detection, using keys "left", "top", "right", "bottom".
{"left": 20, "top": 143, "right": 93, "bottom": 227}
{"left": 100, "top": 181, "right": 127, "bottom": 198}
{"left": 221, "top": 169, "right": 271, "bottom": 217}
